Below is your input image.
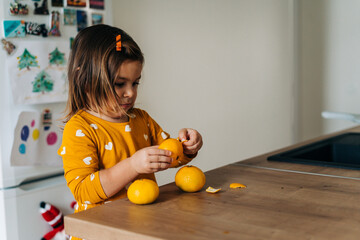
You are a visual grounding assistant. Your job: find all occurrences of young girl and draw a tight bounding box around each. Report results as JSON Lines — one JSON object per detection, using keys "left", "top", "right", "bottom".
{"left": 58, "top": 24, "right": 203, "bottom": 218}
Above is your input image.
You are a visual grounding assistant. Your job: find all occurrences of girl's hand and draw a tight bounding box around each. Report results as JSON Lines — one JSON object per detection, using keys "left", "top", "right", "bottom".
{"left": 130, "top": 146, "right": 172, "bottom": 174}
{"left": 178, "top": 128, "right": 203, "bottom": 157}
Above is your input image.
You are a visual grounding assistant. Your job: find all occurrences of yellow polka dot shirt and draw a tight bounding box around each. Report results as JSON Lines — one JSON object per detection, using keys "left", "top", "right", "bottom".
{"left": 58, "top": 108, "right": 192, "bottom": 214}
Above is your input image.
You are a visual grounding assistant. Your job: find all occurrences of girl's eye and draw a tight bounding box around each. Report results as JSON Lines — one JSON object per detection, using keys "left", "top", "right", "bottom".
{"left": 114, "top": 82, "right": 125, "bottom": 87}
{"left": 133, "top": 82, "right": 140, "bottom": 87}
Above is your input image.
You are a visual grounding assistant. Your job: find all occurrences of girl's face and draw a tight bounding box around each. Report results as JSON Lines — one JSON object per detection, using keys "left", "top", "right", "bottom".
{"left": 92, "top": 60, "right": 142, "bottom": 123}
{"left": 113, "top": 60, "right": 142, "bottom": 114}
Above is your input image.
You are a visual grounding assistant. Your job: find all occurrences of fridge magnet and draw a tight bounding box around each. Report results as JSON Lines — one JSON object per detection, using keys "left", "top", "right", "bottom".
{"left": 25, "top": 22, "right": 48, "bottom": 37}
{"left": 91, "top": 13, "right": 103, "bottom": 25}
{"left": 70, "top": 37, "right": 74, "bottom": 49}
{"left": 67, "top": 0, "right": 86, "bottom": 7}
{"left": 11, "top": 111, "right": 63, "bottom": 166}
{"left": 9, "top": 2, "right": 29, "bottom": 15}
{"left": 90, "top": 0, "right": 104, "bottom": 10}
{"left": 7, "top": 41, "right": 69, "bottom": 104}
{"left": 48, "top": 11, "right": 61, "bottom": 37}
{"left": 51, "top": 0, "right": 64, "bottom": 7}
{"left": 1, "top": 39, "right": 16, "bottom": 55}
{"left": 49, "top": 47, "right": 66, "bottom": 66}
{"left": 64, "top": 8, "right": 76, "bottom": 25}
{"left": 76, "top": 10, "right": 87, "bottom": 32}
{"left": 17, "top": 48, "right": 39, "bottom": 70}
{"left": 3, "top": 20, "right": 26, "bottom": 38}
{"left": 42, "top": 108, "right": 52, "bottom": 130}
{"left": 34, "top": 0, "right": 49, "bottom": 15}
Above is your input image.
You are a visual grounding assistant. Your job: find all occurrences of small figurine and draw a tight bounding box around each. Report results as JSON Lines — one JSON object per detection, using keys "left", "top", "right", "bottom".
{"left": 1, "top": 39, "right": 16, "bottom": 55}
{"left": 9, "top": 2, "right": 29, "bottom": 15}
{"left": 34, "top": 0, "right": 49, "bottom": 15}
{"left": 48, "top": 11, "right": 61, "bottom": 36}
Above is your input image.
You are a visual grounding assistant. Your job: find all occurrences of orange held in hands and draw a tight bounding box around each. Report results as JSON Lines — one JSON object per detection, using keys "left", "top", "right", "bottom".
{"left": 175, "top": 165, "right": 206, "bottom": 192}
{"left": 127, "top": 179, "right": 159, "bottom": 205}
{"left": 158, "top": 138, "right": 184, "bottom": 167}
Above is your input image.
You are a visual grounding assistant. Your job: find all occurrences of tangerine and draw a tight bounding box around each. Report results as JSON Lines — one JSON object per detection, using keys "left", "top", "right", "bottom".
{"left": 158, "top": 138, "right": 184, "bottom": 167}
{"left": 175, "top": 165, "right": 206, "bottom": 192}
{"left": 127, "top": 179, "right": 159, "bottom": 205}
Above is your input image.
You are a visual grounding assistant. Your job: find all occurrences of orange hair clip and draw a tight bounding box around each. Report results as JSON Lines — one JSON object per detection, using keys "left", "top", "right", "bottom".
{"left": 116, "top": 34, "right": 121, "bottom": 51}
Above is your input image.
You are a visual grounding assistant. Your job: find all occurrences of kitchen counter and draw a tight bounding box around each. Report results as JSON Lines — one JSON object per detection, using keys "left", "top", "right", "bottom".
{"left": 64, "top": 127, "right": 360, "bottom": 240}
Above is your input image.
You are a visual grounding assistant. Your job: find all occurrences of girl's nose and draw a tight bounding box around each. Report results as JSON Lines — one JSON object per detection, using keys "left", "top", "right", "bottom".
{"left": 123, "top": 87, "right": 134, "bottom": 98}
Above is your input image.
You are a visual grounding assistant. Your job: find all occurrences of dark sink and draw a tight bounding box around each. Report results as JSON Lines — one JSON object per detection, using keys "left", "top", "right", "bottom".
{"left": 267, "top": 133, "right": 360, "bottom": 170}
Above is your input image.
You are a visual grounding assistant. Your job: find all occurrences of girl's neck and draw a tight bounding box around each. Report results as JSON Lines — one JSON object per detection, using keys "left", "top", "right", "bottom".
{"left": 85, "top": 110, "right": 129, "bottom": 123}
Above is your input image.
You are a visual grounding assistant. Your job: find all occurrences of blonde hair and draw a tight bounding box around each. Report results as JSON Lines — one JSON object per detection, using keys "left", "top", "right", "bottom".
{"left": 63, "top": 24, "right": 144, "bottom": 123}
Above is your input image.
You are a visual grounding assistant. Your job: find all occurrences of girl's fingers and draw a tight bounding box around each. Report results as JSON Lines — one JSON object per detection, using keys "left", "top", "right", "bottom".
{"left": 147, "top": 147, "right": 172, "bottom": 157}
{"left": 150, "top": 161, "right": 171, "bottom": 171}
{"left": 149, "top": 155, "right": 172, "bottom": 164}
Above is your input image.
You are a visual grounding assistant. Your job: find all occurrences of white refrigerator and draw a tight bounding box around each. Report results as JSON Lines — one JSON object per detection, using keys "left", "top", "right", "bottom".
{"left": 0, "top": 1, "right": 78, "bottom": 239}
{"left": 0, "top": 51, "right": 75, "bottom": 239}
{"left": 0, "top": 1, "right": 113, "bottom": 238}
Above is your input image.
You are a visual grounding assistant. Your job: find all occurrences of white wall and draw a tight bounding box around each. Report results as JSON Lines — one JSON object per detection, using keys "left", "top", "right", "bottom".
{"left": 299, "top": 0, "right": 360, "bottom": 140}
{"left": 113, "top": 0, "right": 296, "bottom": 185}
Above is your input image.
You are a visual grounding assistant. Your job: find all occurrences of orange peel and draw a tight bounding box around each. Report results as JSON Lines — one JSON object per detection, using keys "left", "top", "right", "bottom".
{"left": 176, "top": 137, "right": 189, "bottom": 143}
{"left": 206, "top": 186, "right": 221, "bottom": 193}
{"left": 230, "top": 183, "right": 247, "bottom": 189}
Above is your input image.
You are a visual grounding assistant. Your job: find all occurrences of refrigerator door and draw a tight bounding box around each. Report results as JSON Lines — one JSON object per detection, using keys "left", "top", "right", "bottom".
{"left": 0, "top": 175, "right": 75, "bottom": 240}
{"left": 0, "top": 98, "right": 65, "bottom": 189}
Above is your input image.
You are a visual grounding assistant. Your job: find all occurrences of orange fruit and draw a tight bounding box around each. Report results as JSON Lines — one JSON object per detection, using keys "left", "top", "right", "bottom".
{"left": 127, "top": 179, "right": 159, "bottom": 205}
{"left": 158, "top": 138, "right": 184, "bottom": 167}
{"left": 175, "top": 165, "right": 206, "bottom": 192}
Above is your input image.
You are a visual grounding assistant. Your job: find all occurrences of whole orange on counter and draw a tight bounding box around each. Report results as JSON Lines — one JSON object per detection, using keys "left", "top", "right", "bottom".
{"left": 158, "top": 138, "right": 184, "bottom": 167}
{"left": 127, "top": 179, "right": 159, "bottom": 205}
{"left": 175, "top": 165, "right": 206, "bottom": 192}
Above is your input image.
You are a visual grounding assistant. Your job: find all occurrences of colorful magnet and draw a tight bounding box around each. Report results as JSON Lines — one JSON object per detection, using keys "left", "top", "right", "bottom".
{"left": 76, "top": 10, "right": 87, "bottom": 32}
{"left": 34, "top": 0, "right": 49, "bottom": 15}
{"left": 67, "top": 0, "right": 86, "bottom": 7}
{"left": 90, "top": 0, "right": 104, "bottom": 10}
{"left": 49, "top": 11, "right": 61, "bottom": 36}
{"left": 3, "top": 20, "right": 26, "bottom": 38}
{"left": 91, "top": 13, "right": 103, "bottom": 25}
{"left": 1, "top": 39, "right": 16, "bottom": 55}
{"left": 51, "top": 0, "right": 63, "bottom": 7}
{"left": 64, "top": 9, "right": 76, "bottom": 25}
{"left": 70, "top": 37, "right": 74, "bottom": 49}
{"left": 42, "top": 109, "right": 52, "bottom": 127}
{"left": 10, "top": 2, "right": 29, "bottom": 15}
{"left": 25, "top": 22, "right": 48, "bottom": 37}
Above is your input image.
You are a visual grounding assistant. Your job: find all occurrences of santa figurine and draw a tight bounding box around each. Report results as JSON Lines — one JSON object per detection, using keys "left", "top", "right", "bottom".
{"left": 39, "top": 201, "right": 68, "bottom": 240}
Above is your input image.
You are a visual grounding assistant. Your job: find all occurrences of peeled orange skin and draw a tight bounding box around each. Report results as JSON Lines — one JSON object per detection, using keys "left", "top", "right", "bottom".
{"left": 158, "top": 138, "right": 184, "bottom": 167}
{"left": 127, "top": 179, "right": 159, "bottom": 205}
{"left": 230, "top": 183, "right": 247, "bottom": 189}
{"left": 175, "top": 165, "right": 206, "bottom": 192}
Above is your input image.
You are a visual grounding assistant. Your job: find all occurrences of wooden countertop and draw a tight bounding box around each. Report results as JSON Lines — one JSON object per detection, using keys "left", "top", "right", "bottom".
{"left": 64, "top": 127, "right": 360, "bottom": 240}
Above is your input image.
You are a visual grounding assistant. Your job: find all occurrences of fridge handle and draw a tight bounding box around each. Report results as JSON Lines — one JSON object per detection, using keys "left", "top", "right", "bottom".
{"left": 18, "top": 174, "right": 66, "bottom": 191}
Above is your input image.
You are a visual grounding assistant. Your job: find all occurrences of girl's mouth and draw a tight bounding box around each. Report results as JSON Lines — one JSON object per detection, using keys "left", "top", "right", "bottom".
{"left": 120, "top": 103, "right": 132, "bottom": 109}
